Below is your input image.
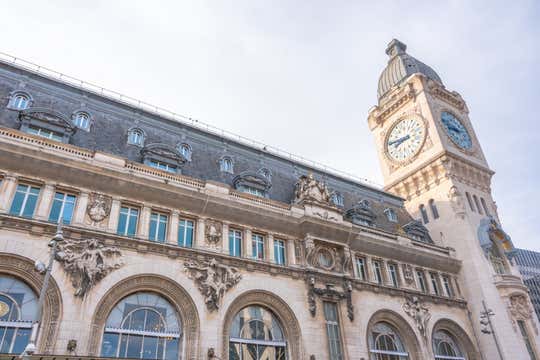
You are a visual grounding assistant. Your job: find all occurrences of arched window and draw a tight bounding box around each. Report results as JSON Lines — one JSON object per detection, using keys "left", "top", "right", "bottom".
{"left": 480, "top": 198, "right": 490, "bottom": 216}
{"left": 428, "top": 199, "right": 439, "bottom": 219}
{"left": 229, "top": 305, "right": 286, "bottom": 360}
{"left": 0, "top": 275, "right": 38, "bottom": 354}
{"left": 220, "top": 157, "right": 234, "bottom": 173}
{"left": 177, "top": 143, "right": 192, "bottom": 161}
{"left": 419, "top": 204, "right": 429, "bottom": 224}
{"left": 100, "top": 292, "right": 182, "bottom": 360}
{"left": 73, "top": 111, "right": 91, "bottom": 130}
{"left": 127, "top": 128, "right": 145, "bottom": 146}
{"left": 9, "top": 92, "right": 31, "bottom": 110}
{"left": 331, "top": 192, "right": 344, "bottom": 207}
{"left": 384, "top": 208, "right": 398, "bottom": 223}
{"left": 473, "top": 195, "right": 482, "bottom": 215}
{"left": 432, "top": 330, "right": 465, "bottom": 360}
{"left": 465, "top": 192, "right": 475, "bottom": 212}
{"left": 369, "top": 322, "right": 409, "bottom": 359}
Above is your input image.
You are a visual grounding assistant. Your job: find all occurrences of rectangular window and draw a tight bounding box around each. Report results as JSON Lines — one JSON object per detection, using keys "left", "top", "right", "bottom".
{"left": 442, "top": 275, "right": 453, "bottom": 297}
{"left": 177, "top": 219, "right": 194, "bottom": 247}
{"left": 416, "top": 270, "right": 427, "bottom": 293}
{"left": 48, "top": 191, "right": 77, "bottom": 224}
{"left": 148, "top": 159, "right": 177, "bottom": 173}
{"left": 323, "top": 302, "right": 344, "bottom": 360}
{"left": 373, "top": 261, "right": 383, "bottom": 284}
{"left": 229, "top": 229, "right": 242, "bottom": 257}
{"left": 149, "top": 212, "right": 168, "bottom": 243}
{"left": 388, "top": 263, "right": 399, "bottom": 287}
{"left": 26, "top": 125, "right": 63, "bottom": 142}
{"left": 430, "top": 272, "right": 440, "bottom": 295}
{"left": 356, "top": 257, "right": 367, "bottom": 281}
{"left": 9, "top": 184, "right": 40, "bottom": 218}
{"left": 274, "top": 239, "right": 286, "bottom": 265}
{"left": 252, "top": 234, "right": 265, "bottom": 260}
{"left": 518, "top": 320, "right": 538, "bottom": 360}
{"left": 117, "top": 206, "right": 139, "bottom": 237}
{"left": 239, "top": 185, "right": 265, "bottom": 197}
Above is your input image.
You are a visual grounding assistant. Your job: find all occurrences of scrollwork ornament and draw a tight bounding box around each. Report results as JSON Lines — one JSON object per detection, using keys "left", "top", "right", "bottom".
{"left": 184, "top": 258, "right": 241, "bottom": 311}
{"left": 56, "top": 238, "right": 123, "bottom": 297}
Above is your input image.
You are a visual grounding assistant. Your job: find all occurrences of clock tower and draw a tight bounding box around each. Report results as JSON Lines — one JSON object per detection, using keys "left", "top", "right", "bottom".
{"left": 368, "top": 39, "right": 540, "bottom": 359}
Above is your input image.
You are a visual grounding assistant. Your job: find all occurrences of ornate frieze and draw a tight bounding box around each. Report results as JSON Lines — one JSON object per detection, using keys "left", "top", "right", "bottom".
{"left": 307, "top": 275, "right": 354, "bottom": 321}
{"left": 86, "top": 193, "right": 112, "bottom": 224}
{"left": 184, "top": 258, "right": 241, "bottom": 311}
{"left": 403, "top": 296, "right": 431, "bottom": 340}
{"left": 56, "top": 237, "right": 123, "bottom": 297}
{"left": 205, "top": 219, "right": 222, "bottom": 245}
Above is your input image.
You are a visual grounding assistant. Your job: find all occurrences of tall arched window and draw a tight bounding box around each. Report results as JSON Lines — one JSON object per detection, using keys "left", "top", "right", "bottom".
{"left": 220, "top": 157, "right": 234, "bottom": 173}
{"left": 229, "top": 305, "right": 286, "bottom": 360}
{"left": 369, "top": 322, "right": 409, "bottom": 359}
{"left": 419, "top": 204, "right": 429, "bottom": 224}
{"left": 465, "top": 192, "right": 475, "bottom": 212}
{"left": 0, "top": 275, "right": 38, "bottom": 354}
{"left": 73, "top": 111, "right": 91, "bottom": 130}
{"left": 428, "top": 199, "right": 439, "bottom": 219}
{"left": 100, "top": 292, "right": 182, "bottom": 360}
{"left": 177, "top": 143, "right": 192, "bottom": 161}
{"left": 480, "top": 198, "right": 490, "bottom": 216}
{"left": 432, "top": 330, "right": 465, "bottom": 360}
{"left": 473, "top": 195, "right": 482, "bottom": 215}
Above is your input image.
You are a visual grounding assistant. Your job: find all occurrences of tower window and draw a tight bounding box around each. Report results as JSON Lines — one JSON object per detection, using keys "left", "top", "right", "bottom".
{"left": 72, "top": 111, "right": 91, "bottom": 130}
{"left": 384, "top": 208, "right": 398, "bottom": 222}
{"left": 473, "top": 195, "right": 483, "bottom": 215}
{"left": 481, "top": 197, "right": 490, "bottom": 216}
{"left": 9, "top": 92, "right": 31, "bottom": 110}
{"left": 219, "top": 156, "right": 234, "bottom": 173}
{"left": 466, "top": 192, "right": 475, "bottom": 212}
{"left": 419, "top": 204, "right": 429, "bottom": 224}
{"left": 127, "top": 128, "right": 145, "bottom": 146}
{"left": 429, "top": 199, "right": 439, "bottom": 219}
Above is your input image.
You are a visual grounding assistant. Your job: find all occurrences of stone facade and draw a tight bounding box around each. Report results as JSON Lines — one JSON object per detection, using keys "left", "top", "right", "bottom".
{"left": 0, "top": 39, "right": 536, "bottom": 360}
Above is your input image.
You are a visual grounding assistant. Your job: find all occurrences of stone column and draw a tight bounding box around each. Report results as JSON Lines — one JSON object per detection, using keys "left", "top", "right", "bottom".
{"left": 287, "top": 239, "right": 296, "bottom": 266}
{"left": 396, "top": 262, "right": 407, "bottom": 288}
{"left": 137, "top": 206, "right": 152, "bottom": 239}
{"left": 365, "top": 256, "right": 374, "bottom": 282}
{"left": 0, "top": 175, "right": 18, "bottom": 213}
{"left": 107, "top": 197, "right": 121, "bottom": 233}
{"left": 168, "top": 210, "right": 179, "bottom": 245}
{"left": 195, "top": 218, "right": 205, "bottom": 249}
{"left": 267, "top": 234, "right": 275, "bottom": 263}
{"left": 351, "top": 252, "right": 359, "bottom": 278}
{"left": 71, "top": 191, "right": 89, "bottom": 225}
{"left": 244, "top": 229, "right": 252, "bottom": 259}
{"left": 222, "top": 222, "right": 230, "bottom": 255}
{"left": 34, "top": 182, "right": 56, "bottom": 221}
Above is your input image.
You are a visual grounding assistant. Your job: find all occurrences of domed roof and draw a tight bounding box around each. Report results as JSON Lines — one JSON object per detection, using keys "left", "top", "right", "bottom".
{"left": 377, "top": 39, "right": 442, "bottom": 100}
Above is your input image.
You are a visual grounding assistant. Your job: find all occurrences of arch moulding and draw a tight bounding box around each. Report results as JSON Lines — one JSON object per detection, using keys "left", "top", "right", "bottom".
{"left": 87, "top": 274, "right": 200, "bottom": 360}
{"left": 0, "top": 253, "right": 63, "bottom": 354}
{"left": 432, "top": 318, "right": 481, "bottom": 360}
{"left": 221, "top": 290, "right": 304, "bottom": 359}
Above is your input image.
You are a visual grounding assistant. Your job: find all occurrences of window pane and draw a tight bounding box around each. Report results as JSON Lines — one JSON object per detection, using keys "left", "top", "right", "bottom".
{"left": 126, "top": 334, "right": 143, "bottom": 358}
{"left": 101, "top": 332, "right": 119, "bottom": 357}
{"left": 128, "top": 211, "right": 138, "bottom": 236}
{"left": 141, "top": 336, "right": 158, "bottom": 359}
{"left": 9, "top": 189, "right": 25, "bottom": 216}
{"left": 12, "top": 328, "right": 31, "bottom": 354}
{"left": 48, "top": 198, "right": 63, "bottom": 223}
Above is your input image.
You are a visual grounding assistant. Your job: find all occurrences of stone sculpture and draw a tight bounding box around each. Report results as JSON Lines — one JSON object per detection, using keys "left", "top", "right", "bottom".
{"left": 403, "top": 296, "right": 431, "bottom": 340}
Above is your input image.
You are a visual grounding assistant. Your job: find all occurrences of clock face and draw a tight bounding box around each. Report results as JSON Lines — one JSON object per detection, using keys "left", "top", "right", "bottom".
{"left": 441, "top": 112, "right": 472, "bottom": 149}
{"left": 386, "top": 118, "right": 426, "bottom": 162}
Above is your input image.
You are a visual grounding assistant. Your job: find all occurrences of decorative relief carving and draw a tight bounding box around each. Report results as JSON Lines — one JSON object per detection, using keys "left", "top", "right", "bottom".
{"left": 57, "top": 238, "right": 123, "bottom": 297}
{"left": 403, "top": 296, "right": 431, "bottom": 340}
{"left": 86, "top": 193, "right": 112, "bottom": 223}
{"left": 313, "top": 210, "right": 339, "bottom": 222}
{"left": 507, "top": 294, "right": 537, "bottom": 334}
{"left": 304, "top": 236, "right": 350, "bottom": 274}
{"left": 448, "top": 186, "right": 466, "bottom": 219}
{"left": 307, "top": 275, "right": 354, "bottom": 321}
{"left": 294, "top": 173, "right": 331, "bottom": 206}
{"left": 402, "top": 264, "right": 415, "bottom": 284}
{"left": 342, "top": 245, "right": 352, "bottom": 275}
{"left": 184, "top": 258, "right": 241, "bottom": 311}
{"left": 205, "top": 220, "right": 222, "bottom": 244}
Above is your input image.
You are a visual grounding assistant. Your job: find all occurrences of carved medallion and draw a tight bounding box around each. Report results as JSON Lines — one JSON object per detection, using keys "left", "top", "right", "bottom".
{"left": 184, "top": 258, "right": 241, "bottom": 311}
{"left": 205, "top": 220, "right": 222, "bottom": 244}
{"left": 87, "top": 193, "right": 112, "bottom": 223}
{"left": 0, "top": 300, "right": 9, "bottom": 317}
{"left": 56, "top": 238, "right": 123, "bottom": 297}
{"left": 403, "top": 296, "right": 431, "bottom": 340}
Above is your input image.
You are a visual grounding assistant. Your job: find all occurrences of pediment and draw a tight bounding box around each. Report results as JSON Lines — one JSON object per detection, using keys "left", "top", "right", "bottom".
{"left": 233, "top": 171, "right": 271, "bottom": 191}
{"left": 141, "top": 143, "right": 187, "bottom": 164}
{"left": 19, "top": 107, "right": 74, "bottom": 130}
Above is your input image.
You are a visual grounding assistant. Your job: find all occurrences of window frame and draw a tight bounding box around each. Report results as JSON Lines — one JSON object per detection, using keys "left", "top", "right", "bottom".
{"left": 177, "top": 218, "right": 195, "bottom": 247}
{"left": 72, "top": 111, "right": 91, "bottom": 130}
{"left": 219, "top": 156, "right": 234, "bottom": 174}
{"left": 8, "top": 91, "right": 31, "bottom": 110}
{"left": 473, "top": 195, "right": 483, "bottom": 215}
{"left": 48, "top": 191, "right": 77, "bottom": 225}
{"left": 465, "top": 192, "right": 475, "bottom": 212}
{"left": 416, "top": 269, "right": 428, "bottom": 293}
{"left": 384, "top": 208, "right": 398, "bottom": 223}
{"left": 229, "top": 229, "right": 242, "bottom": 257}
{"left": 428, "top": 199, "right": 439, "bottom": 219}
{"left": 9, "top": 184, "right": 40, "bottom": 218}
{"left": 148, "top": 159, "right": 178, "bottom": 173}
{"left": 323, "top": 301, "right": 344, "bottom": 360}
{"left": 127, "top": 128, "right": 145, "bottom": 147}
{"left": 251, "top": 233, "right": 265, "bottom": 260}
{"left": 480, "top": 197, "right": 490, "bottom": 216}
{"left": 273, "top": 239, "right": 286, "bottom": 265}
{"left": 373, "top": 260, "right": 384, "bottom": 285}
{"left": 429, "top": 272, "right": 440, "bottom": 296}
{"left": 388, "top": 263, "right": 399, "bottom": 288}
{"left": 419, "top": 204, "right": 429, "bottom": 224}
{"left": 117, "top": 205, "right": 139, "bottom": 237}
{"left": 442, "top": 275, "right": 454, "bottom": 297}
{"left": 149, "top": 212, "right": 168, "bottom": 243}
{"left": 356, "top": 257, "right": 367, "bottom": 281}
{"left": 177, "top": 143, "right": 192, "bottom": 161}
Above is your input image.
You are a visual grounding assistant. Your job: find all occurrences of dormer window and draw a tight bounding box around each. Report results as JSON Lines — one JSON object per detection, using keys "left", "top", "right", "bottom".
{"left": 141, "top": 143, "right": 186, "bottom": 174}
{"left": 233, "top": 171, "right": 271, "bottom": 198}
{"left": 127, "top": 128, "right": 145, "bottom": 146}
{"left": 18, "top": 108, "right": 75, "bottom": 143}
{"left": 177, "top": 143, "right": 192, "bottom": 161}
{"left": 148, "top": 159, "right": 177, "bottom": 173}
{"left": 220, "top": 156, "right": 234, "bottom": 173}
{"left": 384, "top": 208, "right": 398, "bottom": 222}
{"left": 26, "top": 125, "right": 63, "bottom": 141}
{"left": 9, "top": 92, "right": 31, "bottom": 110}
{"left": 346, "top": 200, "right": 376, "bottom": 227}
{"left": 72, "top": 111, "right": 91, "bottom": 130}
{"left": 331, "top": 192, "right": 344, "bottom": 207}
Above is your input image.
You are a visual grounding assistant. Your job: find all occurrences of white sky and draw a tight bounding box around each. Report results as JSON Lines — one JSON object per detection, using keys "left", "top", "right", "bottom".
{"left": 2, "top": 1, "right": 539, "bottom": 249}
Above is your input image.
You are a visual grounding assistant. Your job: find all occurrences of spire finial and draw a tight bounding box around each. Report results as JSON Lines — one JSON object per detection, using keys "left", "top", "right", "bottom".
{"left": 386, "top": 39, "right": 407, "bottom": 57}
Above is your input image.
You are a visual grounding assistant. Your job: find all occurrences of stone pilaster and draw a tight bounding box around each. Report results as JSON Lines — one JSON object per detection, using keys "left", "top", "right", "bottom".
{"left": 168, "top": 210, "right": 179, "bottom": 245}
{"left": 267, "top": 234, "right": 275, "bottom": 263}
{"left": 195, "top": 218, "right": 205, "bottom": 248}
{"left": 72, "top": 191, "right": 89, "bottom": 225}
{"left": 244, "top": 228, "right": 252, "bottom": 258}
{"left": 137, "top": 206, "right": 151, "bottom": 239}
{"left": 0, "top": 175, "right": 18, "bottom": 213}
{"left": 287, "top": 238, "right": 296, "bottom": 266}
{"left": 222, "top": 222, "right": 230, "bottom": 255}
{"left": 34, "top": 182, "right": 55, "bottom": 221}
{"left": 107, "top": 197, "right": 121, "bottom": 233}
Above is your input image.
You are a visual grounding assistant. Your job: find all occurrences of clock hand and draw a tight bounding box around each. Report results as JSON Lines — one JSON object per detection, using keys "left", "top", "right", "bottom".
{"left": 389, "top": 134, "right": 410, "bottom": 147}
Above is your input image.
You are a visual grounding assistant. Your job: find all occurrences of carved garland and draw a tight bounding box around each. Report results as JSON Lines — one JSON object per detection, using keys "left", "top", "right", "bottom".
{"left": 307, "top": 275, "right": 354, "bottom": 321}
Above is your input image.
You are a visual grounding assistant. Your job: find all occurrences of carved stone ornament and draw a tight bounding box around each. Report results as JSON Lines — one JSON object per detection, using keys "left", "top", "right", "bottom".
{"left": 447, "top": 186, "right": 466, "bottom": 219}
{"left": 307, "top": 275, "right": 354, "bottom": 321}
{"left": 508, "top": 294, "right": 537, "bottom": 334}
{"left": 56, "top": 238, "right": 123, "bottom": 297}
{"left": 403, "top": 296, "right": 431, "bottom": 340}
{"left": 205, "top": 220, "right": 222, "bottom": 244}
{"left": 184, "top": 258, "right": 241, "bottom": 312}
{"left": 87, "top": 193, "right": 112, "bottom": 223}
{"left": 294, "top": 173, "right": 331, "bottom": 206}
{"left": 402, "top": 264, "right": 414, "bottom": 285}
